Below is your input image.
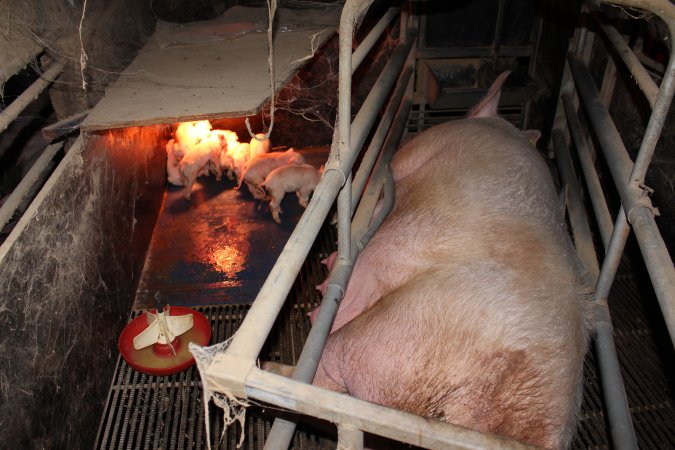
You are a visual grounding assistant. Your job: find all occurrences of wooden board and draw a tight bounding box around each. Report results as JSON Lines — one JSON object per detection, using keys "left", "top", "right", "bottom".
{"left": 81, "top": 6, "right": 340, "bottom": 131}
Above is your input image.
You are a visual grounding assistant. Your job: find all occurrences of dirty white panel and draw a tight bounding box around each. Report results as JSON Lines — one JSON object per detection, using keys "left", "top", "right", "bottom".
{"left": 81, "top": 5, "right": 340, "bottom": 131}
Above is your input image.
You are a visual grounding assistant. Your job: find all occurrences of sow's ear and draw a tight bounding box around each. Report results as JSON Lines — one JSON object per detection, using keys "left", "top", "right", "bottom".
{"left": 467, "top": 70, "right": 511, "bottom": 119}
{"left": 522, "top": 129, "right": 542, "bottom": 147}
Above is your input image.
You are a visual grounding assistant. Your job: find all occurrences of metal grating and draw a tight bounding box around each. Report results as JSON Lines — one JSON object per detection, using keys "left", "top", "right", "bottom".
{"left": 96, "top": 224, "right": 338, "bottom": 450}
{"left": 571, "top": 256, "right": 675, "bottom": 449}
{"left": 407, "top": 103, "right": 524, "bottom": 133}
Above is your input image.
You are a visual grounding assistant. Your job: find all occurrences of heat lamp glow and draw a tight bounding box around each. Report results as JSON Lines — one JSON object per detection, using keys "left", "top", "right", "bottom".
{"left": 166, "top": 119, "right": 322, "bottom": 223}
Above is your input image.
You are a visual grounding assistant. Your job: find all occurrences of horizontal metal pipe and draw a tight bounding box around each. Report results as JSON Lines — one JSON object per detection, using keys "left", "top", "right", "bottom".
{"left": 358, "top": 169, "right": 393, "bottom": 251}
{"left": 351, "top": 8, "right": 399, "bottom": 73}
{"left": 0, "top": 138, "right": 84, "bottom": 263}
{"left": 416, "top": 46, "right": 533, "bottom": 59}
{"left": 594, "top": 19, "right": 658, "bottom": 109}
{"left": 244, "top": 368, "right": 535, "bottom": 450}
{"left": 568, "top": 55, "right": 675, "bottom": 345}
{"left": 357, "top": 100, "right": 412, "bottom": 249}
{"left": 351, "top": 66, "right": 413, "bottom": 214}
{"left": 0, "top": 61, "right": 65, "bottom": 133}
{"left": 600, "top": 0, "right": 675, "bottom": 24}
{"left": 562, "top": 93, "right": 614, "bottom": 248}
{"left": 0, "top": 142, "right": 63, "bottom": 230}
{"left": 551, "top": 129, "right": 600, "bottom": 280}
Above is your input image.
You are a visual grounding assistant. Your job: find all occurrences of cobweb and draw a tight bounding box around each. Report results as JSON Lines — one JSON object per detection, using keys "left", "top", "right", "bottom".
{"left": 190, "top": 339, "right": 250, "bottom": 450}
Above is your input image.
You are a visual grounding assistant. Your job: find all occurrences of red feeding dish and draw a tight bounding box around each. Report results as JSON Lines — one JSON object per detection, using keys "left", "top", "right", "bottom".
{"left": 118, "top": 306, "right": 211, "bottom": 376}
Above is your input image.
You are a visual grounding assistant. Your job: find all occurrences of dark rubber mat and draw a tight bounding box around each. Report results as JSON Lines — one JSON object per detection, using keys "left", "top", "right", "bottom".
{"left": 134, "top": 148, "right": 329, "bottom": 310}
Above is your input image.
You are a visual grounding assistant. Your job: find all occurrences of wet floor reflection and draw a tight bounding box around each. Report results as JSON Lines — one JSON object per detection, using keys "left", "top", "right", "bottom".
{"left": 133, "top": 147, "right": 328, "bottom": 309}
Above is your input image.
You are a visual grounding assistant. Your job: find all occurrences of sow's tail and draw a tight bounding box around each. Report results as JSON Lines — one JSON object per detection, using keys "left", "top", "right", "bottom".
{"left": 467, "top": 70, "right": 511, "bottom": 119}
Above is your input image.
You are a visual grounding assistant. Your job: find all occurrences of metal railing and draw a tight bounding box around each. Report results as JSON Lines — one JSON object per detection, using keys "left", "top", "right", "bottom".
{"left": 201, "top": 0, "right": 675, "bottom": 448}
{"left": 200, "top": 2, "right": 533, "bottom": 448}
{"left": 551, "top": 1, "right": 675, "bottom": 449}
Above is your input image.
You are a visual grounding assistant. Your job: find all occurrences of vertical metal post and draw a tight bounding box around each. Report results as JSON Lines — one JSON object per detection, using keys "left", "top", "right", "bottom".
{"left": 591, "top": 210, "right": 638, "bottom": 450}
{"left": 493, "top": 0, "right": 506, "bottom": 57}
{"left": 562, "top": 94, "right": 614, "bottom": 248}
{"left": 338, "top": 424, "right": 364, "bottom": 450}
{"left": 338, "top": 173, "right": 353, "bottom": 263}
{"left": 551, "top": 130, "right": 600, "bottom": 280}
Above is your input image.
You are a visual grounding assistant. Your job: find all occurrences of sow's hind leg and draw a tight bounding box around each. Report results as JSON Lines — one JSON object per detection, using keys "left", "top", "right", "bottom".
{"left": 313, "top": 265, "right": 577, "bottom": 449}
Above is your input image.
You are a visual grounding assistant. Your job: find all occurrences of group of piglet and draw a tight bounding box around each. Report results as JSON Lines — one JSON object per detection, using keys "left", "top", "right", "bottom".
{"left": 165, "top": 120, "right": 323, "bottom": 223}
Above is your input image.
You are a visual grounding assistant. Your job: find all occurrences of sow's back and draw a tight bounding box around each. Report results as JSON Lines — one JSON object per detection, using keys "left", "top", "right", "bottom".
{"left": 313, "top": 72, "right": 593, "bottom": 449}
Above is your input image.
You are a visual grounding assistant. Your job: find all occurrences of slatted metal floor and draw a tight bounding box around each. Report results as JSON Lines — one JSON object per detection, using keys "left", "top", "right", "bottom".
{"left": 96, "top": 222, "right": 339, "bottom": 450}
{"left": 97, "top": 248, "right": 675, "bottom": 449}
{"left": 572, "top": 254, "right": 675, "bottom": 449}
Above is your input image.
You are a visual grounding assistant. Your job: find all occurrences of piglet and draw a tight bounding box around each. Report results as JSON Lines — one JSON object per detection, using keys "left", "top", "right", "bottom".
{"left": 260, "top": 164, "right": 323, "bottom": 223}
{"left": 179, "top": 132, "right": 226, "bottom": 199}
{"left": 165, "top": 139, "right": 184, "bottom": 186}
{"left": 221, "top": 142, "right": 250, "bottom": 182}
{"left": 314, "top": 250, "right": 338, "bottom": 297}
{"left": 249, "top": 133, "right": 271, "bottom": 158}
{"left": 235, "top": 149, "right": 305, "bottom": 199}
{"left": 208, "top": 129, "right": 239, "bottom": 180}
{"left": 313, "top": 71, "right": 592, "bottom": 449}
{"left": 174, "top": 120, "right": 212, "bottom": 147}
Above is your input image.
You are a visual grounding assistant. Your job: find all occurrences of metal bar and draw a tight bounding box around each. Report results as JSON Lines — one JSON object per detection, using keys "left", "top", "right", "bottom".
{"left": 551, "top": 130, "right": 600, "bottom": 280}
{"left": 416, "top": 46, "right": 533, "bottom": 59}
{"left": 0, "top": 142, "right": 63, "bottom": 230}
{"left": 263, "top": 82, "right": 413, "bottom": 450}
{"left": 599, "top": 56, "right": 618, "bottom": 108}
{"left": 210, "top": 171, "right": 344, "bottom": 368}
{"left": 493, "top": 0, "right": 506, "bottom": 56}
{"left": 562, "top": 93, "right": 614, "bottom": 248}
{"left": 630, "top": 43, "right": 675, "bottom": 184}
{"left": 601, "top": 0, "right": 675, "bottom": 24}
{"left": 352, "top": 8, "right": 399, "bottom": 73}
{"left": 522, "top": 14, "right": 544, "bottom": 128}
{"left": 357, "top": 99, "right": 412, "bottom": 250}
{"left": 0, "top": 138, "right": 84, "bottom": 263}
{"left": 348, "top": 30, "right": 417, "bottom": 164}
{"left": 592, "top": 210, "right": 639, "bottom": 450}
{"left": 568, "top": 55, "right": 675, "bottom": 345}
{"left": 42, "top": 109, "right": 90, "bottom": 140}
{"left": 337, "top": 173, "right": 353, "bottom": 263}
{"left": 0, "top": 61, "right": 65, "bottom": 133}
{"left": 338, "top": 425, "right": 364, "bottom": 450}
{"left": 594, "top": 18, "right": 659, "bottom": 108}
{"left": 245, "top": 368, "right": 535, "bottom": 450}
{"left": 351, "top": 66, "right": 413, "bottom": 214}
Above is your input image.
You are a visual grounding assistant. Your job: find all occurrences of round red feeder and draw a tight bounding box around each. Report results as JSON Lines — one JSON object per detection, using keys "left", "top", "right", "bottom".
{"left": 118, "top": 306, "right": 211, "bottom": 376}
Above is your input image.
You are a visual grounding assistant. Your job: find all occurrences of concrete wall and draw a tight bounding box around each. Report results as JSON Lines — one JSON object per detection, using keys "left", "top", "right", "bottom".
{"left": 0, "top": 126, "right": 166, "bottom": 448}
